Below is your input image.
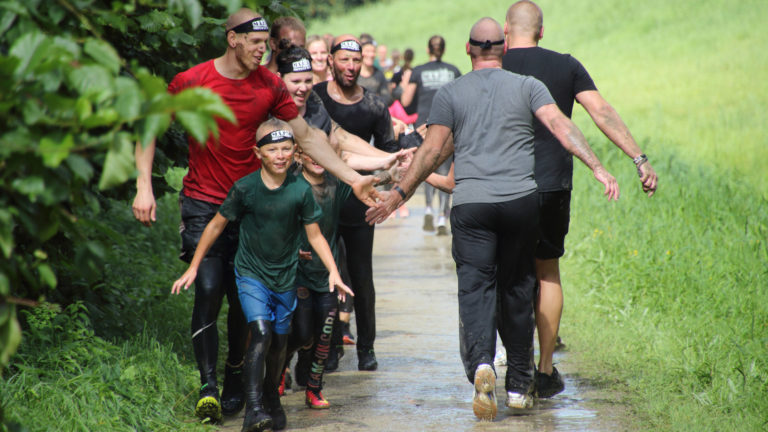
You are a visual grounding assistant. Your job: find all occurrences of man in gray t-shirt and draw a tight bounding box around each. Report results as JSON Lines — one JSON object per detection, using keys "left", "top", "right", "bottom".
{"left": 366, "top": 17, "right": 618, "bottom": 421}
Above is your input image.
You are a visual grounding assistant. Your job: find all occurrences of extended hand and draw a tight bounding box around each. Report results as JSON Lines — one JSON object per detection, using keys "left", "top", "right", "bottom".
{"left": 329, "top": 272, "right": 354, "bottom": 302}
{"left": 298, "top": 249, "right": 313, "bottom": 260}
{"left": 638, "top": 162, "right": 658, "bottom": 197}
{"left": 365, "top": 190, "right": 402, "bottom": 225}
{"left": 352, "top": 175, "right": 381, "bottom": 207}
{"left": 132, "top": 189, "right": 157, "bottom": 227}
{"left": 593, "top": 166, "right": 620, "bottom": 201}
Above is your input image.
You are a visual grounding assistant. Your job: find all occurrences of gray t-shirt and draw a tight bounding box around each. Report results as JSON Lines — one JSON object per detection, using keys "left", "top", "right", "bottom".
{"left": 428, "top": 68, "right": 554, "bottom": 206}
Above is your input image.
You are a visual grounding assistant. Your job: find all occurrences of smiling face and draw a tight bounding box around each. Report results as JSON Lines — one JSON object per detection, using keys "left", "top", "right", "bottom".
{"left": 232, "top": 31, "right": 269, "bottom": 71}
{"left": 362, "top": 43, "right": 376, "bottom": 68}
{"left": 255, "top": 139, "right": 295, "bottom": 176}
{"left": 281, "top": 71, "right": 314, "bottom": 109}
{"left": 296, "top": 149, "right": 325, "bottom": 178}
{"left": 307, "top": 39, "right": 329, "bottom": 74}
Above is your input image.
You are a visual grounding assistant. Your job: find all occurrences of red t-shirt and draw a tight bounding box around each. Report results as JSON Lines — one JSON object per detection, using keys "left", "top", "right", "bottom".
{"left": 168, "top": 60, "right": 299, "bottom": 203}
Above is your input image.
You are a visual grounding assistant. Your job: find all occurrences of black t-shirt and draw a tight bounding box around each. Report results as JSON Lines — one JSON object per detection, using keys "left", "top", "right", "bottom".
{"left": 304, "top": 91, "right": 332, "bottom": 136}
{"left": 314, "top": 81, "right": 398, "bottom": 226}
{"left": 391, "top": 68, "right": 418, "bottom": 115}
{"left": 358, "top": 67, "right": 392, "bottom": 106}
{"left": 409, "top": 60, "right": 461, "bottom": 127}
{"left": 502, "top": 47, "right": 597, "bottom": 192}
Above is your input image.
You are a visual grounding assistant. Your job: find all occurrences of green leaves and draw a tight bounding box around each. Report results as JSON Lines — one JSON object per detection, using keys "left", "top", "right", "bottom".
{"left": 84, "top": 38, "right": 121, "bottom": 74}
{"left": 98, "top": 133, "right": 136, "bottom": 190}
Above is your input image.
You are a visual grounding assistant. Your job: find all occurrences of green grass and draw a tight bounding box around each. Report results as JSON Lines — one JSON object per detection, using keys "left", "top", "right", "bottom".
{"left": 311, "top": 0, "right": 768, "bottom": 430}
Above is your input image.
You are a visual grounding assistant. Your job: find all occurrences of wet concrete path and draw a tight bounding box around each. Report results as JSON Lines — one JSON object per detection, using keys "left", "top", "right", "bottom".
{"left": 220, "top": 196, "right": 628, "bottom": 431}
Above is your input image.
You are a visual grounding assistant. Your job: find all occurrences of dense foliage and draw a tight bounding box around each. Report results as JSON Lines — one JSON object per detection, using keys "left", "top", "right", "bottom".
{"left": 0, "top": 0, "right": 304, "bottom": 425}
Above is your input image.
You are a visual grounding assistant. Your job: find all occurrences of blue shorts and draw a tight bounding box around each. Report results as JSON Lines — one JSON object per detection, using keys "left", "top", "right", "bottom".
{"left": 235, "top": 269, "right": 297, "bottom": 335}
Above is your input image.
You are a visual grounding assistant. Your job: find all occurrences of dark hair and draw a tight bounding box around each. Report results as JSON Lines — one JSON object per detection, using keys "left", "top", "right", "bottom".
{"left": 428, "top": 35, "right": 445, "bottom": 61}
{"left": 276, "top": 44, "right": 312, "bottom": 70}
{"left": 270, "top": 16, "right": 305, "bottom": 39}
{"left": 403, "top": 48, "right": 415, "bottom": 69}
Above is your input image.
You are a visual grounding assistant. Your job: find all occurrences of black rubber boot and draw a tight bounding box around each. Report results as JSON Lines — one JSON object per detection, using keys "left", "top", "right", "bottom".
{"left": 264, "top": 333, "right": 289, "bottom": 430}
{"left": 221, "top": 361, "right": 245, "bottom": 415}
{"left": 242, "top": 321, "right": 273, "bottom": 432}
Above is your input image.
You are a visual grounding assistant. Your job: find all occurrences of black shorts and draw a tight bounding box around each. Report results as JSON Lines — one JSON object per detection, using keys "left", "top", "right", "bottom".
{"left": 535, "top": 190, "right": 571, "bottom": 260}
{"left": 179, "top": 193, "right": 239, "bottom": 263}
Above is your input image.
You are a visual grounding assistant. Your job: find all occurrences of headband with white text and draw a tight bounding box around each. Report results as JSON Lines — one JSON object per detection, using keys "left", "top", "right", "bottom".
{"left": 228, "top": 17, "right": 269, "bottom": 34}
{"left": 256, "top": 129, "right": 294, "bottom": 147}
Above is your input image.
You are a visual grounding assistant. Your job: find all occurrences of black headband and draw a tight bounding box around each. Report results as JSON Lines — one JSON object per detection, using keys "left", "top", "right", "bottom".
{"left": 256, "top": 129, "right": 294, "bottom": 147}
{"left": 228, "top": 17, "right": 269, "bottom": 34}
{"left": 330, "top": 40, "right": 361, "bottom": 54}
{"left": 468, "top": 38, "right": 505, "bottom": 50}
{"left": 277, "top": 58, "right": 312, "bottom": 75}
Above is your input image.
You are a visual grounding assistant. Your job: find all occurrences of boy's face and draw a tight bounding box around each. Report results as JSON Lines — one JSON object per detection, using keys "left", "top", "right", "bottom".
{"left": 295, "top": 150, "right": 325, "bottom": 177}
{"left": 255, "top": 138, "right": 295, "bottom": 175}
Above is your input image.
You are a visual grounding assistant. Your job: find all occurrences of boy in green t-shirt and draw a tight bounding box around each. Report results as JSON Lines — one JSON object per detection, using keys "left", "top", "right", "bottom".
{"left": 172, "top": 118, "right": 352, "bottom": 432}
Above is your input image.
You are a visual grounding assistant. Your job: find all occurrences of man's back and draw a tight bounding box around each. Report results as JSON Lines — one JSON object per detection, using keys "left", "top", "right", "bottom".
{"left": 502, "top": 46, "right": 596, "bottom": 191}
{"left": 428, "top": 68, "right": 553, "bottom": 206}
{"left": 411, "top": 60, "right": 461, "bottom": 127}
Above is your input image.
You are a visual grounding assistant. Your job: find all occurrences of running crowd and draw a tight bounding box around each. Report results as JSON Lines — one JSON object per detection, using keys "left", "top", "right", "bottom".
{"left": 132, "top": 2, "right": 658, "bottom": 431}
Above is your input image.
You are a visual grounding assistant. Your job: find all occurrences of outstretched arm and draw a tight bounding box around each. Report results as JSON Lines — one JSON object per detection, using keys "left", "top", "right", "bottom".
{"left": 304, "top": 223, "right": 353, "bottom": 301}
{"left": 577, "top": 90, "right": 658, "bottom": 196}
{"left": 289, "top": 116, "right": 380, "bottom": 206}
{"left": 365, "top": 124, "right": 453, "bottom": 224}
{"left": 425, "top": 162, "right": 455, "bottom": 193}
{"left": 132, "top": 139, "right": 157, "bottom": 226}
{"left": 171, "top": 213, "right": 229, "bottom": 294}
{"left": 535, "top": 104, "right": 619, "bottom": 201}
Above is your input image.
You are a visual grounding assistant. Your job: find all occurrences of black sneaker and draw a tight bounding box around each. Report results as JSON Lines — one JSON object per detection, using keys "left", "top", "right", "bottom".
{"left": 263, "top": 390, "right": 287, "bottom": 430}
{"left": 195, "top": 383, "right": 222, "bottom": 423}
{"left": 342, "top": 321, "right": 356, "bottom": 345}
{"left": 221, "top": 364, "right": 245, "bottom": 415}
{"left": 357, "top": 348, "right": 378, "bottom": 371}
{"left": 241, "top": 408, "right": 272, "bottom": 432}
{"left": 534, "top": 366, "right": 565, "bottom": 398}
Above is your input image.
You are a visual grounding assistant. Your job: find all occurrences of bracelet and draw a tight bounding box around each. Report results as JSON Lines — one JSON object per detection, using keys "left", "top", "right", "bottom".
{"left": 393, "top": 185, "right": 407, "bottom": 200}
{"left": 633, "top": 154, "right": 648, "bottom": 166}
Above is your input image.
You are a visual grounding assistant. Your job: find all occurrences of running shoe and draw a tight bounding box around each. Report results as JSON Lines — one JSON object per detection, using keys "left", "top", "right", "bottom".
{"left": 195, "top": 383, "right": 222, "bottom": 423}
{"left": 505, "top": 391, "right": 534, "bottom": 409}
{"left": 221, "top": 364, "right": 245, "bottom": 415}
{"left": 357, "top": 348, "right": 378, "bottom": 371}
{"left": 278, "top": 367, "right": 291, "bottom": 396}
{"left": 554, "top": 336, "right": 567, "bottom": 351}
{"left": 436, "top": 215, "right": 448, "bottom": 236}
{"left": 305, "top": 388, "right": 331, "bottom": 409}
{"left": 472, "top": 364, "right": 497, "bottom": 421}
{"left": 241, "top": 408, "right": 272, "bottom": 432}
{"left": 423, "top": 207, "right": 435, "bottom": 231}
{"left": 342, "top": 321, "right": 356, "bottom": 345}
{"left": 534, "top": 366, "right": 565, "bottom": 398}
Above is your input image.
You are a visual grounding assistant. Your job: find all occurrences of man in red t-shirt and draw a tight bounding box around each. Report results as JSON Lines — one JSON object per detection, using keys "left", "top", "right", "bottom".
{"left": 131, "top": 8, "right": 377, "bottom": 425}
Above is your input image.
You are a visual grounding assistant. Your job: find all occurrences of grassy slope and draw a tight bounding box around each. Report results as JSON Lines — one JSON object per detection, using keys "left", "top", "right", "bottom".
{"left": 311, "top": 1, "right": 768, "bottom": 430}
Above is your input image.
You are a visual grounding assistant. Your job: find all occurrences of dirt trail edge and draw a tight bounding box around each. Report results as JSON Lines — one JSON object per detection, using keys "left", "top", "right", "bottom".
{"left": 219, "top": 195, "right": 630, "bottom": 432}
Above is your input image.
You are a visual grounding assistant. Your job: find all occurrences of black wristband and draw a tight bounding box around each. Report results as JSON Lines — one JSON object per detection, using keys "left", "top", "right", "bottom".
{"left": 633, "top": 154, "right": 648, "bottom": 166}
{"left": 393, "top": 185, "right": 407, "bottom": 200}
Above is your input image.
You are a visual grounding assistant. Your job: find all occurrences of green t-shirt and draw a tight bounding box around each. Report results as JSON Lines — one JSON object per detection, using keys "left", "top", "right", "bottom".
{"left": 219, "top": 170, "right": 322, "bottom": 292}
{"left": 294, "top": 170, "right": 352, "bottom": 292}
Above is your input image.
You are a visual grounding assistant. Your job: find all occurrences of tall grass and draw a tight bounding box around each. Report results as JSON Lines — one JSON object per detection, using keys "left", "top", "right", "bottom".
{"left": 311, "top": 0, "right": 768, "bottom": 430}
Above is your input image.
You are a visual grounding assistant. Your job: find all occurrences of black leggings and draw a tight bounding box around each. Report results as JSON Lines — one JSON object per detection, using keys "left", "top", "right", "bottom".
{"left": 338, "top": 223, "right": 376, "bottom": 351}
{"left": 287, "top": 289, "right": 338, "bottom": 391}
{"left": 450, "top": 192, "right": 539, "bottom": 393}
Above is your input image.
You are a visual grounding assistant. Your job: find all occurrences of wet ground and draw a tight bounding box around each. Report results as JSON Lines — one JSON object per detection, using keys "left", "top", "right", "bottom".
{"left": 220, "top": 196, "right": 629, "bottom": 431}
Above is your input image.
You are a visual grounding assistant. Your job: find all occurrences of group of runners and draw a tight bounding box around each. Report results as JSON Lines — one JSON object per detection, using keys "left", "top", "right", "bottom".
{"left": 132, "top": 1, "right": 658, "bottom": 431}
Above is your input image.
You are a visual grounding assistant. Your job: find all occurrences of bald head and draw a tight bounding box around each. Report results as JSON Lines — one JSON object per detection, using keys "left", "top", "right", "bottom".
{"left": 332, "top": 34, "right": 360, "bottom": 48}
{"left": 468, "top": 17, "right": 505, "bottom": 59}
{"left": 226, "top": 8, "right": 260, "bottom": 32}
{"left": 506, "top": 1, "right": 543, "bottom": 41}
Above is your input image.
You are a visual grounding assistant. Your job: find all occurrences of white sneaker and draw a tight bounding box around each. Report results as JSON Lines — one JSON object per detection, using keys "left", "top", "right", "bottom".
{"left": 472, "top": 364, "right": 497, "bottom": 421}
{"left": 436, "top": 215, "right": 448, "bottom": 236}
{"left": 493, "top": 348, "right": 507, "bottom": 367}
{"left": 505, "top": 391, "right": 534, "bottom": 409}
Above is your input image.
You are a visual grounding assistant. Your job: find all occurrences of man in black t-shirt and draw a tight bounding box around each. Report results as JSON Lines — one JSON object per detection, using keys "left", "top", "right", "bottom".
{"left": 313, "top": 34, "right": 399, "bottom": 373}
{"left": 502, "top": 0, "right": 659, "bottom": 399}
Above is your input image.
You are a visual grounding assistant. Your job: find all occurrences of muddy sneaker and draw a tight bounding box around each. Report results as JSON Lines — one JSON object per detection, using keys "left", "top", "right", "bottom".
{"left": 342, "top": 321, "right": 356, "bottom": 345}
{"left": 423, "top": 208, "right": 435, "bottom": 231}
{"left": 436, "top": 215, "right": 448, "bottom": 236}
{"left": 554, "top": 336, "right": 566, "bottom": 352}
{"left": 505, "top": 391, "right": 534, "bottom": 409}
{"left": 472, "top": 364, "right": 497, "bottom": 421}
{"left": 221, "top": 364, "right": 245, "bottom": 415}
{"left": 195, "top": 383, "right": 222, "bottom": 423}
{"left": 305, "top": 388, "right": 331, "bottom": 409}
{"left": 241, "top": 408, "right": 272, "bottom": 432}
{"left": 534, "top": 366, "right": 565, "bottom": 398}
{"left": 263, "top": 390, "right": 287, "bottom": 430}
{"left": 357, "top": 348, "right": 378, "bottom": 371}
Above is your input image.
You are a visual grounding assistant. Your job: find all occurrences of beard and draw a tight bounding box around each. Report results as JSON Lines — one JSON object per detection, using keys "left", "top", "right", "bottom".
{"left": 332, "top": 66, "right": 359, "bottom": 89}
